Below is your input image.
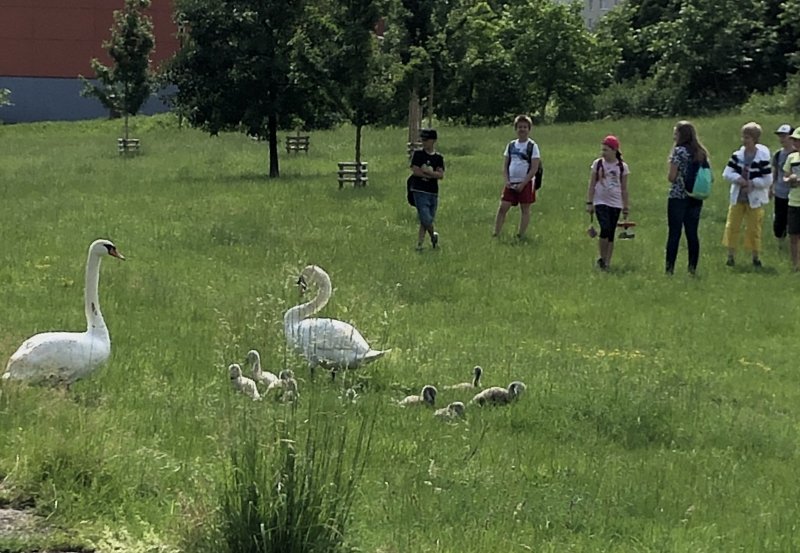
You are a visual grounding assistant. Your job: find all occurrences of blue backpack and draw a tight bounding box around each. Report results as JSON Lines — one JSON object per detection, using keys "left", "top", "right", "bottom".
{"left": 685, "top": 159, "right": 712, "bottom": 200}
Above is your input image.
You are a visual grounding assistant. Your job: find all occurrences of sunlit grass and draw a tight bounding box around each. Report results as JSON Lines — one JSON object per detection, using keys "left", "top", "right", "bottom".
{"left": 1, "top": 112, "right": 799, "bottom": 551}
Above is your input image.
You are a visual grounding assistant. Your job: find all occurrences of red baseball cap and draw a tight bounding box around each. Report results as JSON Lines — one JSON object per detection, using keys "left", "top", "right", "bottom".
{"left": 602, "top": 135, "right": 620, "bottom": 151}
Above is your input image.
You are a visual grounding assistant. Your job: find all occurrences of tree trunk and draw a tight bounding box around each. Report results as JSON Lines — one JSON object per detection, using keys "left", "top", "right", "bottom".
{"left": 408, "top": 87, "right": 421, "bottom": 144}
{"left": 427, "top": 70, "right": 434, "bottom": 128}
{"left": 540, "top": 86, "right": 553, "bottom": 123}
{"left": 268, "top": 113, "right": 279, "bottom": 178}
{"left": 355, "top": 123, "right": 363, "bottom": 187}
{"left": 124, "top": 114, "right": 129, "bottom": 142}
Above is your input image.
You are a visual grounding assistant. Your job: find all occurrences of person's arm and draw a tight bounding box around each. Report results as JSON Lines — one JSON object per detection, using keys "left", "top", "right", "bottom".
{"left": 667, "top": 148, "right": 680, "bottom": 183}
{"left": 621, "top": 172, "right": 629, "bottom": 218}
{"left": 722, "top": 156, "right": 747, "bottom": 186}
{"left": 784, "top": 157, "right": 799, "bottom": 187}
{"left": 524, "top": 158, "right": 540, "bottom": 184}
{"left": 749, "top": 153, "right": 772, "bottom": 190}
{"left": 586, "top": 162, "right": 597, "bottom": 213}
{"left": 503, "top": 154, "right": 511, "bottom": 186}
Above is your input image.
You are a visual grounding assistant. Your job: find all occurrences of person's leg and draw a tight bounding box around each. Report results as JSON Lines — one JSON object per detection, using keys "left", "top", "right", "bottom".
{"left": 774, "top": 196, "right": 789, "bottom": 243}
{"left": 415, "top": 192, "right": 432, "bottom": 249}
{"left": 787, "top": 206, "right": 800, "bottom": 271}
{"left": 604, "top": 208, "right": 621, "bottom": 267}
{"left": 428, "top": 195, "right": 439, "bottom": 246}
{"left": 684, "top": 199, "right": 703, "bottom": 273}
{"left": 493, "top": 201, "right": 513, "bottom": 236}
{"left": 743, "top": 206, "right": 764, "bottom": 264}
{"left": 666, "top": 198, "right": 685, "bottom": 274}
{"left": 722, "top": 203, "right": 745, "bottom": 264}
{"left": 518, "top": 203, "right": 532, "bottom": 237}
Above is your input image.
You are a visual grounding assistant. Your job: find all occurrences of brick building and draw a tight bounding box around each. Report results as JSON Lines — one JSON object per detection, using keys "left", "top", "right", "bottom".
{"left": 0, "top": 0, "right": 179, "bottom": 123}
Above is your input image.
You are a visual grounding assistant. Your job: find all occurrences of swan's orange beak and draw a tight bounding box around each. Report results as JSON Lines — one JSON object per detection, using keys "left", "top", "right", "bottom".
{"left": 109, "top": 247, "right": 126, "bottom": 260}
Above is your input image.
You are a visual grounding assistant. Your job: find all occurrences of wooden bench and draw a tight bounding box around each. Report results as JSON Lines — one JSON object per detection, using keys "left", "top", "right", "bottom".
{"left": 337, "top": 162, "right": 368, "bottom": 188}
{"left": 117, "top": 138, "right": 140, "bottom": 155}
{"left": 407, "top": 141, "right": 422, "bottom": 158}
{"left": 286, "top": 134, "right": 310, "bottom": 154}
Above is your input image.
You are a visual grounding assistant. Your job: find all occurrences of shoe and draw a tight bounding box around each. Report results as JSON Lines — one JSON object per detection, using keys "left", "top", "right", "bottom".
{"left": 726, "top": 257, "right": 735, "bottom": 267}
{"left": 415, "top": 243, "right": 424, "bottom": 251}
{"left": 688, "top": 265, "right": 697, "bottom": 276}
{"left": 431, "top": 232, "right": 439, "bottom": 249}
{"left": 596, "top": 258, "right": 607, "bottom": 271}
{"left": 752, "top": 258, "right": 763, "bottom": 268}
{"left": 666, "top": 264, "right": 674, "bottom": 275}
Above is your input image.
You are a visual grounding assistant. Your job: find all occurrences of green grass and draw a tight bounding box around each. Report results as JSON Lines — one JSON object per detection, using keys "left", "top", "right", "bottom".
{"left": 1, "top": 112, "right": 800, "bottom": 552}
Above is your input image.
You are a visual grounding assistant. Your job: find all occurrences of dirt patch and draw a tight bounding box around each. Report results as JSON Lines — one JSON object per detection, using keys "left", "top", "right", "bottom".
{"left": 0, "top": 507, "right": 39, "bottom": 536}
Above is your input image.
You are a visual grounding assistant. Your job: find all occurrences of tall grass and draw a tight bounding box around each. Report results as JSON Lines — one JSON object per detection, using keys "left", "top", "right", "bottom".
{"left": 186, "top": 395, "right": 373, "bottom": 553}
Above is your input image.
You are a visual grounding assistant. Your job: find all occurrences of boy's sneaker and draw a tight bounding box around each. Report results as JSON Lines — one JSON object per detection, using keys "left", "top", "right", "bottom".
{"left": 431, "top": 232, "right": 439, "bottom": 249}
{"left": 596, "top": 258, "right": 607, "bottom": 271}
{"left": 752, "top": 258, "right": 763, "bottom": 268}
{"left": 726, "top": 257, "right": 735, "bottom": 267}
{"left": 415, "top": 243, "right": 424, "bottom": 251}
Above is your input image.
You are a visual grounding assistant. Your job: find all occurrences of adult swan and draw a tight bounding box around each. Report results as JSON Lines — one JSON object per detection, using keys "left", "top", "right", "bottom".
{"left": 284, "top": 265, "right": 390, "bottom": 377}
{"left": 3, "top": 239, "right": 125, "bottom": 385}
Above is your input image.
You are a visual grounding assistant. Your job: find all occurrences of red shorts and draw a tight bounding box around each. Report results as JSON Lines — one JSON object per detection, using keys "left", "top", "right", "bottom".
{"left": 501, "top": 180, "right": 535, "bottom": 206}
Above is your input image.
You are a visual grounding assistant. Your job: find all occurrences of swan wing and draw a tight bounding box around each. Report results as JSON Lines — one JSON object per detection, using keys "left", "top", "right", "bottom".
{"left": 289, "top": 318, "right": 385, "bottom": 368}
{"left": 4, "top": 331, "right": 110, "bottom": 384}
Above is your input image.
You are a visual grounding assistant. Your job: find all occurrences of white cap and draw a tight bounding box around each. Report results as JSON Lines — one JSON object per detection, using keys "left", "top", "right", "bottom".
{"left": 775, "top": 124, "right": 793, "bottom": 135}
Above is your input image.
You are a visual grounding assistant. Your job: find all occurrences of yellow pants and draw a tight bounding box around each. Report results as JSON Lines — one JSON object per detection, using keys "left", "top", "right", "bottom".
{"left": 722, "top": 203, "right": 764, "bottom": 253}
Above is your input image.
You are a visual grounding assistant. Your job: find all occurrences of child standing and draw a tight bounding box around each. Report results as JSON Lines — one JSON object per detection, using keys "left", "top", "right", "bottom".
{"left": 721, "top": 122, "right": 773, "bottom": 268}
{"left": 493, "top": 114, "right": 540, "bottom": 239}
{"left": 771, "top": 124, "right": 795, "bottom": 245}
{"left": 783, "top": 127, "right": 800, "bottom": 271}
{"left": 586, "top": 135, "right": 630, "bottom": 271}
{"left": 409, "top": 129, "right": 445, "bottom": 251}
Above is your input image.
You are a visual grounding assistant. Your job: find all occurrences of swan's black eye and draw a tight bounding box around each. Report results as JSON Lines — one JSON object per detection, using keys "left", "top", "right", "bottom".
{"left": 104, "top": 244, "right": 114, "bottom": 253}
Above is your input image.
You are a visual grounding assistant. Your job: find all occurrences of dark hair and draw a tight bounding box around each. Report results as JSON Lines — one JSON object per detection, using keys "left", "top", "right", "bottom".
{"left": 674, "top": 120, "right": 709, "bottom": 162}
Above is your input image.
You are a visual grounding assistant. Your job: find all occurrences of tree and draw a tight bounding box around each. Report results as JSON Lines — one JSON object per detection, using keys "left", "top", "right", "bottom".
{"left": 328, "top": 0, "right": 395, "bottom": 181}
{"left": 81, "top": 0, "right": 155, "bottom": 143}
{"left": 505, "top": 0, "right": 612, "bottom": 122}
{"left": 169, "top": 0, "right": 306, "bottom": 178}
{"left": 440, "top": 1, "right": 515, "bottom": 124}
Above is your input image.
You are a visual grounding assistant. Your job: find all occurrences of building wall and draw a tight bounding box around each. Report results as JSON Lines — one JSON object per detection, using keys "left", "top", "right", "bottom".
{"left": 553, "top": 0, "right": 622, "bottom": 28}
{"left": 0, "top": 0, "right": 178, "bottom": 123}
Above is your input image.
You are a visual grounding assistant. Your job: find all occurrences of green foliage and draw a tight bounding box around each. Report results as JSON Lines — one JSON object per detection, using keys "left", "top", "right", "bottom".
{"left": 186, "top": 399, "right": 373, "bottom": 553}
{"left": 169, "top": 0, "right": 308, "bottom": 176}
{"left": 439, "top": 1, "right": 514, "bottom": 124}
{"left": 81, "top": 0, "right": 155, "bottom": 130}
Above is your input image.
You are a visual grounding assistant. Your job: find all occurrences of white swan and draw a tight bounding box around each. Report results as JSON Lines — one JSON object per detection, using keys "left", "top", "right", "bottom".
{"left": 284, "top": 265, "right": 390, "bottom": 377}
{"left": 229, "top": 363, "right": 261, "bottom": 400}
{"left": 3, "top": 239, "right": 125, "bottom": 385}
{"left": 246, "top": 349, "right": 279, "bottom": 388}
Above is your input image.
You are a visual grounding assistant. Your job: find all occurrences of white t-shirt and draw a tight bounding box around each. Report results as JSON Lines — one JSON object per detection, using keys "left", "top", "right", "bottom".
{"left": 591, "top": 158, "right": 630, "bottom": 209}
{"left": 504, "top": 139, "right": 541, "bottom": 183}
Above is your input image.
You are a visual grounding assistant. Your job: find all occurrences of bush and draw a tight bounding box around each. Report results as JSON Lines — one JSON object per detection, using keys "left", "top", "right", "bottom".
{"left": 739, "top": 86, "right": 790, "bottom": 115}
{"left": 185, "top": 399, "right": 374, "bottom": 553}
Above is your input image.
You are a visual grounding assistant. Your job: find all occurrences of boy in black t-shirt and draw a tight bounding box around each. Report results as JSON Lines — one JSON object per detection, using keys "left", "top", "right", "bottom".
{"left": 409, "top": 129, "right": 445, "bottom": 250}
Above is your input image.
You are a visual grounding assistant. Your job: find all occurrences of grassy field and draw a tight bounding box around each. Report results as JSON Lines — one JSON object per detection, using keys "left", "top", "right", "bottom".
{"left": 1, "top": 112, "right": 799, "bottom": 552}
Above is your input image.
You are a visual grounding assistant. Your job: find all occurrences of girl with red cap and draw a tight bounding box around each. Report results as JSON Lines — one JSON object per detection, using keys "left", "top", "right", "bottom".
{"left": 586, "top": 135, "right": 630, "bottom": 270}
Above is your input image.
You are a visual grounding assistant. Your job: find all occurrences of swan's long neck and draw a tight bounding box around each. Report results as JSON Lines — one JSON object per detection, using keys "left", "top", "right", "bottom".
{"left": 252, "top": 356, "right": 262, "bottom": 377}
{"left": 284, "top": 268, "right": 332, "bottom": 328}
{"left": 84, "top": 252, "right": 106, "bottom": 332}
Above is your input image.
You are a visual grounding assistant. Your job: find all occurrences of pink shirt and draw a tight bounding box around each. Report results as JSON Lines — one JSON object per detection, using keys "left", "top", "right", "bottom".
{"left": 591, "top": 158, "right": 629, "bottom": 209}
